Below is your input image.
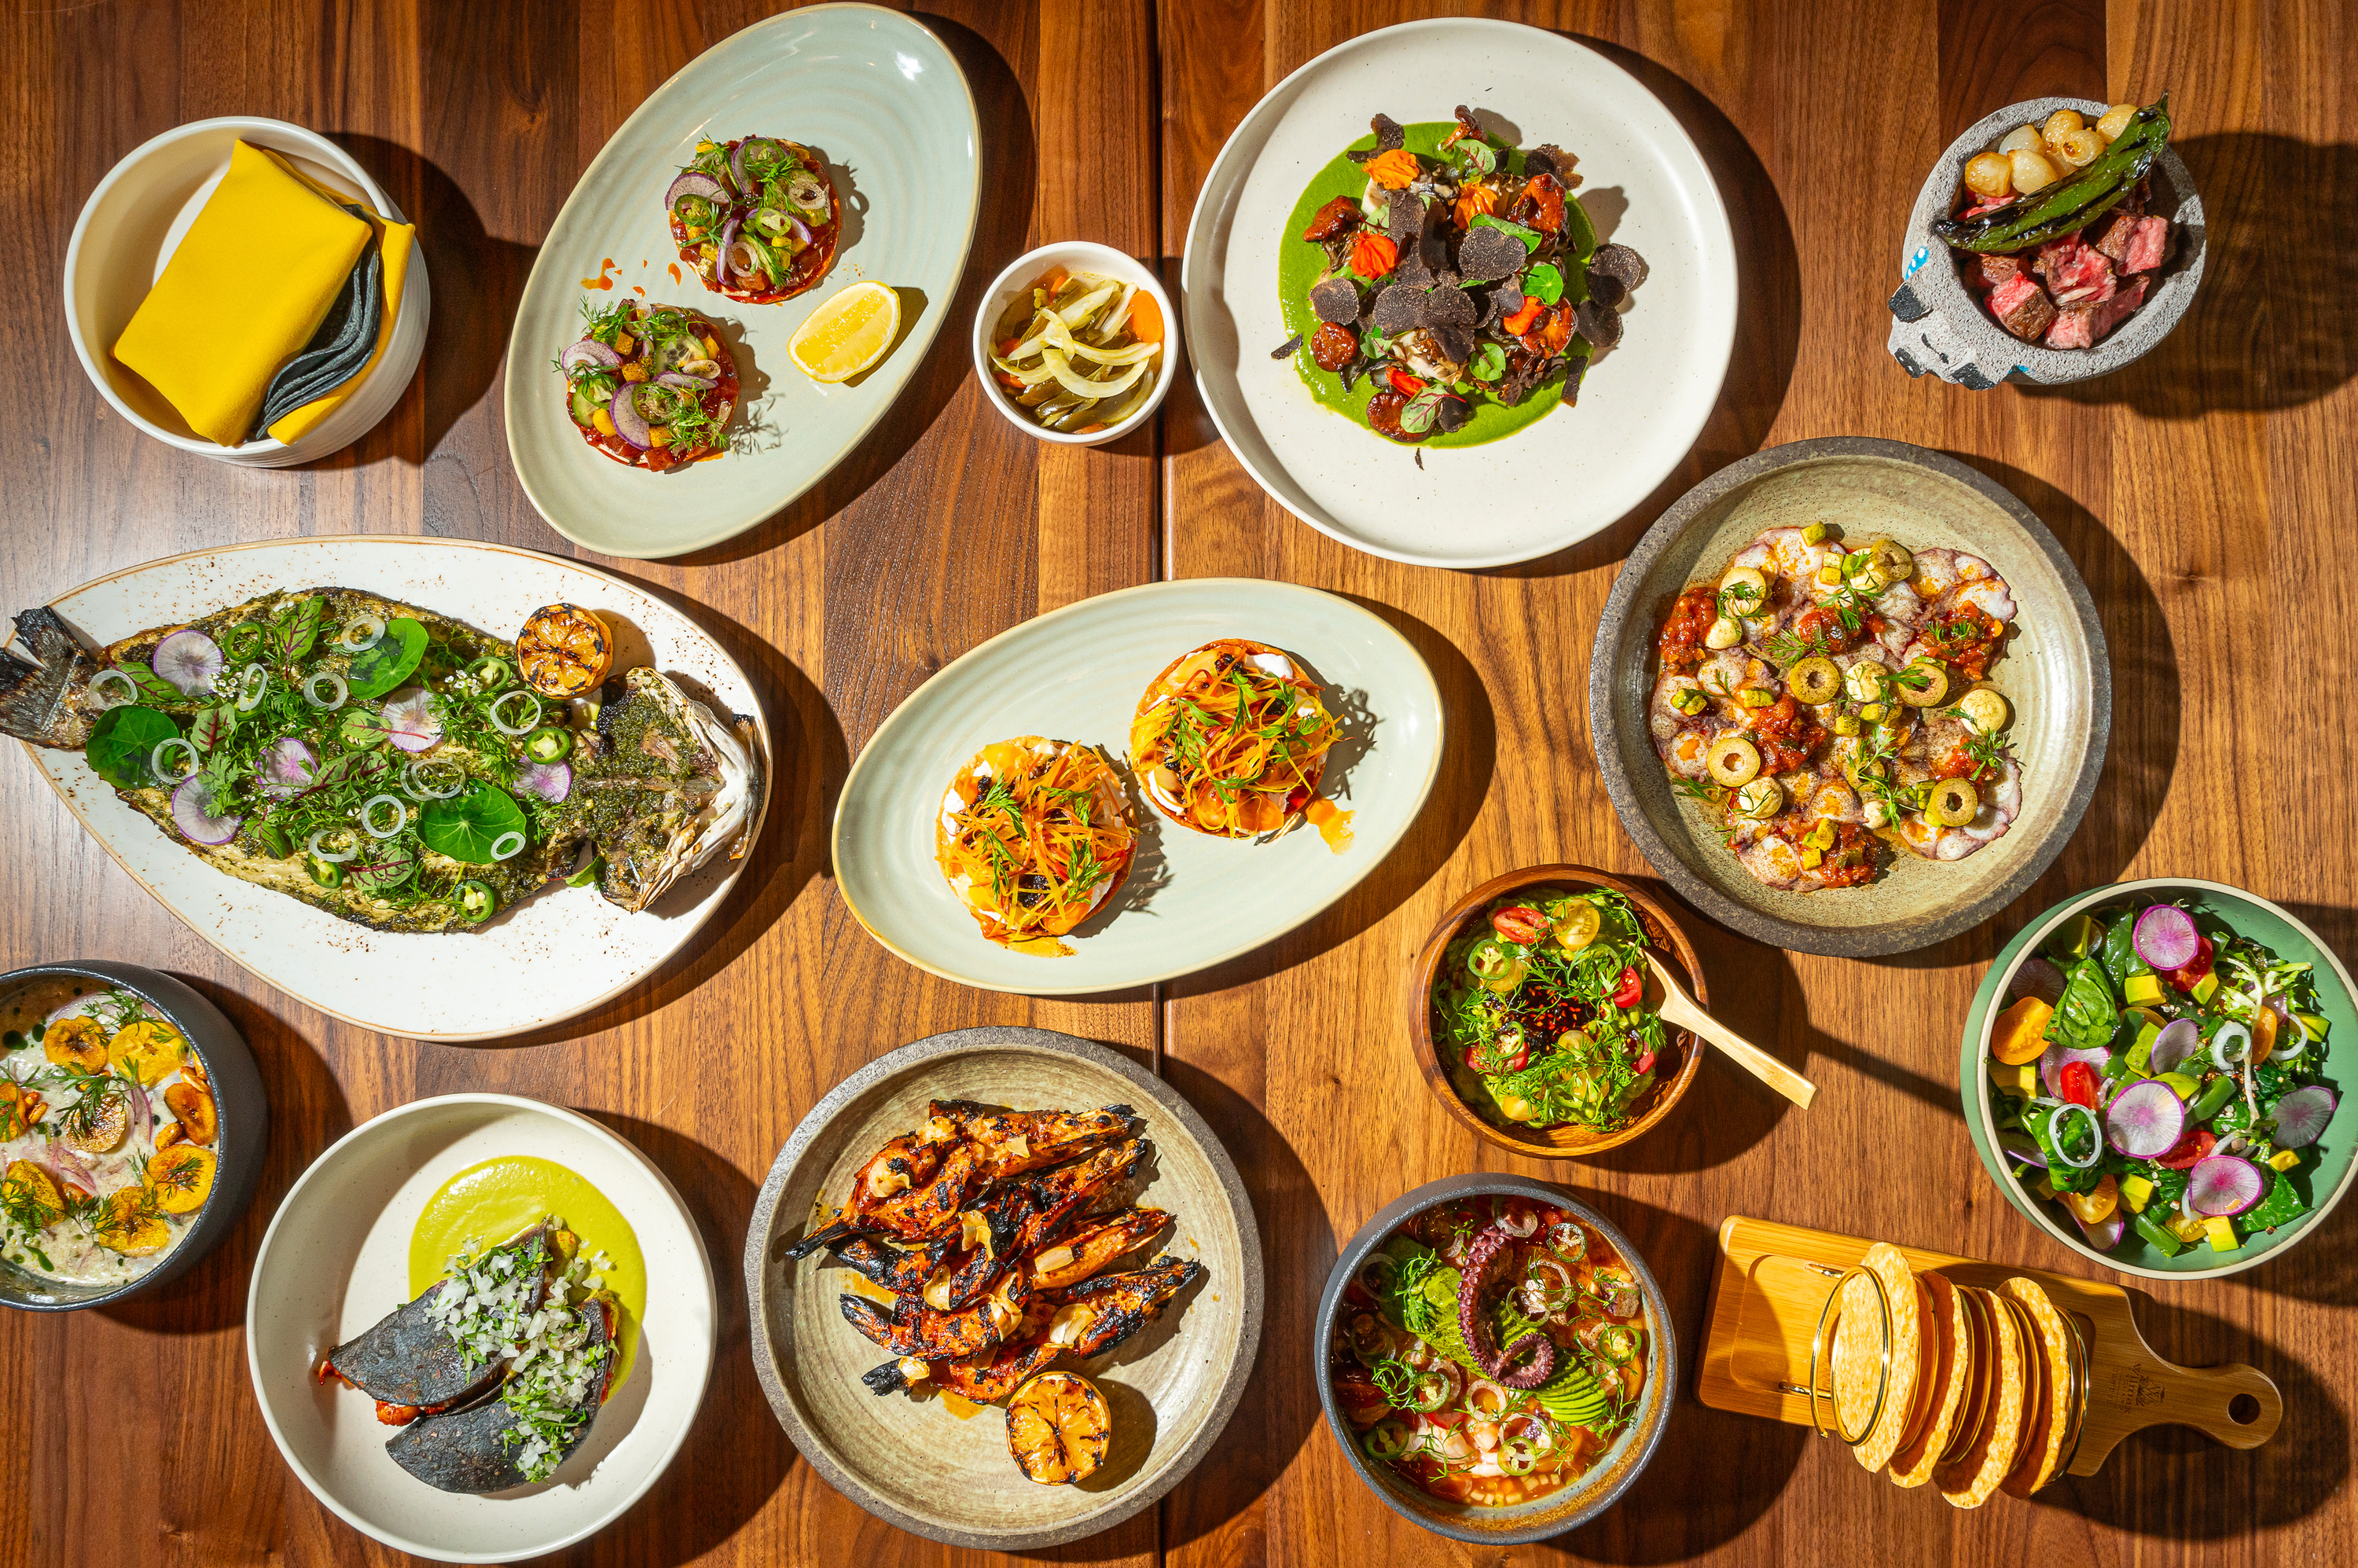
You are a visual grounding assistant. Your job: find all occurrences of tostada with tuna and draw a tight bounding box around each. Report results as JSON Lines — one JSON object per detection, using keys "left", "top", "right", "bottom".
{"left": 556, "top": 298, "right": 740, "bottom": 472}
{"left": 666, "top": 135, "right": 841, "bottom": 304}
{"left": 1277, "top": 106, "right": 1647, "bottom": 446}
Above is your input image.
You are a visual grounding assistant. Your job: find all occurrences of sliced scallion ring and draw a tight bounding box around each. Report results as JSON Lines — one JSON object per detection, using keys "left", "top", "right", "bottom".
{"left": 307, "top": 829, "right": 359, "bottom": 864}
{"left": 402, "top": 760, "right": 465, "bottom": 800}
{"left": 303, "top": 672, "right": 349, "bottom": 711}
{"left": 2210, "top": 1021, "right": 2253, "bottom": 1071}
{"left": 488, "top": 689, "right": 543, "bottom": 736}
{"left": 361, "top": 795, "right": 408, "bottom": 839}
{"left": 338, "top": 615, "right": 386, "bottom": 653}
{"left": 149, "top": 737, "right": 200, "bottom": 784}
{"left": 490, "top": 830, "right": 527, "bottom": 861}
{"left": 235, "top": 664, "right": 270, "bottom": 712}
{"left": 90, "top": 669, "right": 140, "bottom": 709}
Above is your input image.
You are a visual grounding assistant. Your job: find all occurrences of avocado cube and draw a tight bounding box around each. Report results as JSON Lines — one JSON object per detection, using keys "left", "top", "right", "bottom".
{"left": 2124, "top": 972, "right": 2165, "bottom": 1005}
{"left": 2120, "top": 1173, "right": 2154, "bottom": 1213}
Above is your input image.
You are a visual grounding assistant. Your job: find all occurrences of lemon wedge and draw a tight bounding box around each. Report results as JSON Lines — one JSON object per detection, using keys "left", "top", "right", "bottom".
{"left": 788, "top": 281, "right": 901, "bottom": 383}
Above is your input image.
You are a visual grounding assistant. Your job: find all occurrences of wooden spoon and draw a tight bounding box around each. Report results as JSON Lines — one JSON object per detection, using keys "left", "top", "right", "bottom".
{"left": 1643, "top": 951, "right": 1816, "bottom": 1108}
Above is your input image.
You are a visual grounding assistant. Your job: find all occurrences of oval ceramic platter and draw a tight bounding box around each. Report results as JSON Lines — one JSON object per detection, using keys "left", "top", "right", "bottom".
{"left": 1589, "top": 438, "right": 2110, "bottom": 957}
{"left": 745, "top": 1027, "right": 1262, "bottom": 1550}
{"left": 1181, "top": 17, "right": 1736, "bottom": 568}
{"left": 832, "top": 578, "right": 1443, "bottom": 993}
{"left": 248, "top": 1095, "right": 716, "bottom": 1563}
{"left": 12, "top": 536, "right": 772, "bottom": 1039}
{"left": 503, "top": 2, "right": 979, "bottom": 558}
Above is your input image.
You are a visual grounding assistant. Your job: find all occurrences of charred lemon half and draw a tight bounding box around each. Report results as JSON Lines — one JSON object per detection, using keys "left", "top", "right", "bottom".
{"left": 1006, "top": 1370, "right": 1111, "bottom": 1485}
{"left": 516, "top": 603, "right": 615, "bottom": 699}
{"left": 149, "top": 1145, "right": 218, "bottom": 1216}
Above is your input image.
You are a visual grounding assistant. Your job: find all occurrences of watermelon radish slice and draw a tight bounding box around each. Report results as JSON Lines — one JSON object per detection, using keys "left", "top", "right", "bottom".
{"left": 170, "top": 775, "right": 243, "bottom": 845}
{"left": 2186, "top": 1154, "right": 2268, "bottom": 1217}
{"left": 2148, "top": 1018, "right": 2202, "bottom": 1074}
{"left": 2105, "top": 1078, "right": 2187, "bottom": 1157}
{"left": 2271, "top": 1085, "right": 2337, "bottom": 1149}
{"left": 2008, "top": 957, "right": 2067, "bottom": 1007}
{"left": 2041, "top": 1041, "right": 2111, "bottom": 1100}
{"left": 2133, "top": 904, "right": 2201, "bottom": 973}
{"left": 2000, "top": 1129, "right": 2048, "bottom": 1169}
{"left": 2071, "top": 1206, "right": 2125, "bottom": 1251}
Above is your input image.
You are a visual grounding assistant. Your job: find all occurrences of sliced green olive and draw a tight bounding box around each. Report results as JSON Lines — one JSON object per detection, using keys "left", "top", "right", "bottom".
{"left": 1868, "top": 537, "right": 1915, "bottom": 583}
{"left": 1736, "top": 687, "right": 1776, "bottom": 709}
{"left": 1928, "top": 777, "right": 1980, "bottom": 828}
{"left": 1787, "top": 657, "right": 1842, "bottom": 705}
{"left": 1831, "top": 712, "right": 1862, "bottom": 736}
{"left": 1956, "top": 688, "right": 2010, "bottom": 733}
{"left": 1706, "top": 735, "right": 1763, "bottom": 788}
{"left": 1845, "top": 659, "right": 1890, "bottom": 703}
{"left": 1734, "top": 778, "right": 1783, "bottom": 820}
{"left": 1893, "top": 661, "right": 1950, "bottom": 707}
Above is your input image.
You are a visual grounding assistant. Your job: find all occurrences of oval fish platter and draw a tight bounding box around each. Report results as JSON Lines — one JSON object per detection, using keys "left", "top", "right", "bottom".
{"left": 7, "top": 537, "right": 771, "bottom": 1039}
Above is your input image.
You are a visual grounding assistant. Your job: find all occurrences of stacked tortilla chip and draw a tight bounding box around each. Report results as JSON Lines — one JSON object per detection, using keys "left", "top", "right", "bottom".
{"left": 1826, "top": 1243, "right": 2084, "bottom": 1507}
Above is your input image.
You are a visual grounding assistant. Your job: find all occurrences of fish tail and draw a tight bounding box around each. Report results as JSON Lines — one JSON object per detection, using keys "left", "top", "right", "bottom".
{"left": 0, "top": 608, "right": 99, "bottom": 749}
{"left": 786, "top": 1217, "right": 855, "bottom": 1260}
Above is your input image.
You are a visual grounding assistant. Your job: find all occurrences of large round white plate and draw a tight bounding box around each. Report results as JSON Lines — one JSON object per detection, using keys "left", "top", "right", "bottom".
{"left": 247, "top": 1095, "right": 716, "bottom": 1563}
{"left": 13, "top": 536, "right": 772, "bottom": 1039}
{"left": 832, "top": 578, "right": 1443, "bottom": 994}
{"left": 503, "top": 2, "right": 979, "bottom": 559}
{"left": 1181, "top": 17, "right": 1736, "bottom": 568}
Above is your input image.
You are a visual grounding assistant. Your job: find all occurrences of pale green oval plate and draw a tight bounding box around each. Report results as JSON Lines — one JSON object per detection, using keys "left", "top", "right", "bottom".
{"left": 834, "top": 578, "right": 1445, "bottom": 994}
{"left": 503, "top": 3, "right": 979, "bottom": 559}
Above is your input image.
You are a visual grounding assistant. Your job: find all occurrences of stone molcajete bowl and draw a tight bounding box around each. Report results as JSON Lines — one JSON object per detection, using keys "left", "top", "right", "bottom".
{"left": 1886, "top": 95, "right": 2206, "bottom": 388}
{"left": 1587, "top": 437, "right": 2110, "bottom": 958}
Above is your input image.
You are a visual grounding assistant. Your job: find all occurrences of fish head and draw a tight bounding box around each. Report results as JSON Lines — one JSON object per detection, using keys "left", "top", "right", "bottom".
{"left": 1, "top": 608, "right": 103, "bottom": 749}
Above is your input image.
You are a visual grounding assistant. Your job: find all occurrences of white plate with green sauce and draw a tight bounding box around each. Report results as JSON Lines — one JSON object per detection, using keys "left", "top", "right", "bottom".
{"left": 245, "top": 1095, "right": 714, "bottom": 1563}
{"left": 1181, "top": 17, "right": 1736, "bottom": 568}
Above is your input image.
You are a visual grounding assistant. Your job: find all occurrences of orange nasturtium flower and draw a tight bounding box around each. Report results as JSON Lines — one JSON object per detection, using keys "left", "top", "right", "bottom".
{"left": 1454, "top": 182, "right": 1500, "bottom": 230}
{"left": 1348, "top": 232, "right": 1399, "bottom": 280}
{"left": 1364, "top": 149, "right": 1421, "bottom": 189}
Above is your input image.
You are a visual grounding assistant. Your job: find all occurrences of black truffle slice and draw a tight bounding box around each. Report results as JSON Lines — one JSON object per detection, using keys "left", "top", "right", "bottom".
{"left": 1371, "top": 113, "right": 1406, "bottom": 152}
{"left": 1423, "top": 285, "right": 1476, "bottom": 327}
{"left": 325, "top": 1228, "right": 551, "bottom": 1408}
{"left": 1589, "top": 243, "right": 1647, "bottom": 292}
{"left": 1457, "top": 226, "right": 1526, "bottom": 284}
{"left": 384, "top": 1302, "right": 615, "bottom": 1494}
{"left": 1562, "top": 356, "right": 1589, "bottom": 403}
{"left": 1385, "top": 192, "right": 1430, "bottom": 248}
{"left": 1432, "top": 395, "right": 1475, "bottom": 433}
{"left": 1271, "top": 332, "right": 1303, "bottom": 360}
{"left": 1368, "top": 284, "right": 1429, "bottom": 335}
{"left": 1309, "top": 277, "right": 1363, "bottom": 325}
{"left": 1584, "top": 269, "right": 1627, "bottom": 310}
{"left": 1523, "top": 143, "right": 1574, "bottom": 180}
{"left": 1574, "top": 299, "right": 1623, "bottom": 351}
{"left": 1481, "top": 283, "right": 1522, "bottom": 328}
{"left": 1431, "top": 323, "right": 1476, "bottom": 366}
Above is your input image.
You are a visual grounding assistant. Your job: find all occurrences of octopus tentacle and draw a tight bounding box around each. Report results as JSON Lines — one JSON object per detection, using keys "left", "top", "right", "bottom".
{"left": 1458, "top": 1225, "right": 1556, "bottom": 1389}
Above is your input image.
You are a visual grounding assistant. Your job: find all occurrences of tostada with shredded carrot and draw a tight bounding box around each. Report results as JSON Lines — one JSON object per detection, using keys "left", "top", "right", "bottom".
{"left": 935, "top": 737, "right": 1137, "bottom": 957}
{"left": 1128, "top": 640, "right": 1352, "bottom": 850}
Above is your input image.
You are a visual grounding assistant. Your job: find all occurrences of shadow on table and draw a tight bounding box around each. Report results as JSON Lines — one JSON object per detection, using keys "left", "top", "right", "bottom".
{"left": 100, "top": 980, "right": 352, "bottom": 1337}
{"left": 1541, "top": 1194, "right": 1805, "bottom": 1560}
{"left": 2018, "top": 134, "right": 2358, "bottom": 419}
{"left": 1151, "top": 1054, "right": 1330, "bottom": 1552}
{"left": 2035, "top": 1298, "right": 2345, "bottom": 1537}
{"left": 580, "top": 1113, "right": 792, "bottom": 1566}
{"left": 669, "top": 13, "right": 1039, "bottom": 567}
{"left": 469, "top": 588, "right": 846, "bottom": 1049}
{"left": 1468, "top": 36, "right": 1800, "bottom": 583}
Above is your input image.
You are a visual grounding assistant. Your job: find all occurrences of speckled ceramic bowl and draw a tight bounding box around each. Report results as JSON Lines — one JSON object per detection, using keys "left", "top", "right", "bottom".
{"left": 0, "top": 961, "right": 265, "bottom": 1311}
{"left": 1886, "top": 96, "right": 2204, "bottom": 388}
{"left": 1314, "top": 1174, "right": 1675, "bottom": 1544}
{"left": 1962, "top": 878, "right": 2358, "bottom": 1280}
{"left": 1588, "top": 437, "right": 2109, "bottom": 957}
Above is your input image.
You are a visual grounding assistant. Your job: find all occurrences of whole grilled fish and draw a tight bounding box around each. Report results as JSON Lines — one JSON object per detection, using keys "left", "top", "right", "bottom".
{"left": 1, "top": 592, "right": 763, "bottom": 933}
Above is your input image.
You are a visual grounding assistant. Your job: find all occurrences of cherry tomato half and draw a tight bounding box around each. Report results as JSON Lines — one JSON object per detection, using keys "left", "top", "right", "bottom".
{"left": 1466, "top": 1037, "right": 1530, "bottom": 1076}
{"left": 1387, "top": 368, "right": 1427, "bottom": 397}
{"left": 1611, "top": 967, "right": 1644, "bottom": 1009}
{"left": 1489, "top": 905, "right": 1549, "bottom": 945}
{"left": 2165, "top": 935, "right": 2216, "bottom": 993}
{"left": 2155, "top": 1126, "right": 2217, "bottom": 1170}
{"left": 2057, "top": 1060, "right": 2100, "bottom": 1109}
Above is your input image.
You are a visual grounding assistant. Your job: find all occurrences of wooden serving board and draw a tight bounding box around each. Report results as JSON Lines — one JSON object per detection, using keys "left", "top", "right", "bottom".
{"left": 1699, "top": 1217, "right": 2282, "bottom": 1474}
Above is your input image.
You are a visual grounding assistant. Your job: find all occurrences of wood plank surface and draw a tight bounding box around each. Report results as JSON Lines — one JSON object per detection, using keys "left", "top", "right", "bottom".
{"left": 0, "top": 0, "right": 2351, "bottom": 1564}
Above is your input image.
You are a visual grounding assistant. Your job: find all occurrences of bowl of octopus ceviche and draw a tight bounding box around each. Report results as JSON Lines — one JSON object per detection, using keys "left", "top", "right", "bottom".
{"left": 1589, "top": 437, "right": 2109, "bottom": 958}
{"left": 1317, "top": 1176, "right": 1672, "bottom": 1544}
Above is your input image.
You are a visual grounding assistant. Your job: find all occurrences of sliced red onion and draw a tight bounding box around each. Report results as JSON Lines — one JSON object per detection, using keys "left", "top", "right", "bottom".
{"left": 255, "top": 736, "right": 318, "bottom": 799}
{"left": 338, "top": 614, "right": 386, "bottom": 652}
{"left": 171, "top": 775, "right": 243, "bottom": 845}
{"left": 2148, "top": 1018, "right": 2202, "bottom": 1074}
{"left": 1999, "top": 1128, "right": 2048, "bottom": 1170}
{"left": 560, "top": 338, "right": 625, "bottom": 375}
{"left": 2210, "top": 1022, "right": 2253, "bottom": 1071}
{"left": 727, "top": 239, "right": 763, "bottom": 285}
{"left": 303, "top": 671, "right": 348, "bottom": 710}
{"left": 39, "top": 1140, "right": 97, "bottom": 1197}
{"left": 490, "top": 831, "right": 527, "bottom": 862}
{"left": 516, "top": 761, "right": 573, "bottom": 803}
{"left": 2040, "top": 1041, "right": 2111, "bottom": 1099}
{"left": 2048, "top": 1102, "right": 2103, "bottom": 1168}
{"left": 729, "top": 138, "right": 750, "bottom": 194}
{"left": 122, "top": 1076, "right": 152, "bottom": 1148}
{"left": 608, "top": 381, "right": 653, "bottom": 449}
{"left": 381, "top": 688, "right": 443, "bottom": 754}
{"left": 787, "top": 213, "right": 814, "bottom": 247}
{"left": 2071, "top": 1206, "right": 2126, "bottom": 1251}
{"left": 152, "top": 629, "right": 224, "bottom": 695}
{"left": 2186, "top": 1155, "right": 2267, "bottom": 1218}
{"left": 656, "top": 369, "right": 714, "bottom": 392}
{"left": 361, "top": 795, "right": 408, "bottom": 839}
{"left": 2008, "top": 956, "right": 2066, "bottom": 1007}
{"left": 665, "top": 169, "right": 729, "bottom": 211}
{"left": 2133, "top": 905, "right": 2201, "bottom": 972}
{"left": 489, "top": 689, "right": 543, "bottom": 736}
{"left": 308, "top": 829, "right": 358, "bottom": 864}
{"left": 714, "top": 210, "right": 743, "bottom": 272}
{"left": 2272, "top": 1085, "right": 2337, "bottom": 1149}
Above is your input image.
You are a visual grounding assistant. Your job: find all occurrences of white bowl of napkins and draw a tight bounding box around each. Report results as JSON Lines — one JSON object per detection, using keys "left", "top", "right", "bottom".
{"left": 64, "top": 116, "right": 431, "bottom": 468}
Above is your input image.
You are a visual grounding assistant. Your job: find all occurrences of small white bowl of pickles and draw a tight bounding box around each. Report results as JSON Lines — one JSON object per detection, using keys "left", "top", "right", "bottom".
{"left": 972, "top": 241, "right": 1177, "bottom": 447}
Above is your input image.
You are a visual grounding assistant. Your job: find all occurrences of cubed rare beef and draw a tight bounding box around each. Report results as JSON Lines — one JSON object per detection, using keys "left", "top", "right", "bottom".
{"left": 1973, "top": 252, "right": 2025, "bottom": 290}
{"left": 2045, "top": 276, "right": 2147, "bottom": 350}
{"left": 1989, "top": 274, "right": 2057, "bottom": 343}
{"left": 2088, "top": 212, "right": 2140, "bottom": 263}
{"left": 2123, "top": 216, "right": 2172, "bottom": 274}
{"left": 2038, "top": 235, "right": 2117, "bottom": 307}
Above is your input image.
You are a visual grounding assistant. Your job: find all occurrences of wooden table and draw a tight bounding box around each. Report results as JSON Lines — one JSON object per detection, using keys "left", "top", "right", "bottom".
{"left": 4, "top": 0, "right": 2352, "bottom": 1562}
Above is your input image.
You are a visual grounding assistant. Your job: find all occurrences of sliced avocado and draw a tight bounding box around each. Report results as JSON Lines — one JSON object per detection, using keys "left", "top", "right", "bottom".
{"left": 2157, "top": 1070, "right": 2200, "bottom": 1100}
{"left": 2294, "top": 1010, "right": 2330, "bottom": 1041}
{"left": 2120, "top": 1173, "right": 2155, "bottom": 1213}
{"left": 2050, "top": 912, "right": 2102, "bottom": 962}
{"left": 2191, "top": 971, "right": 2220, "bottom": 1004}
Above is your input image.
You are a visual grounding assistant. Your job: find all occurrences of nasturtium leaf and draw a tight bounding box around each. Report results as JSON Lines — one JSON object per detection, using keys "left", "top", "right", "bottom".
{"left": 268, "top": 595, "right": 326, "bottom": 664}
{"left": 347, "top": 617, "right": 428, "bottom": 701}
{"left": 418, "top": 784, "right": 529, "bottom": 865}
{"left": 1524, "top": 262, "right": 1565, "bottom": 307}
{"left": 86, "top": 706, "right": 180, "bottom": 790}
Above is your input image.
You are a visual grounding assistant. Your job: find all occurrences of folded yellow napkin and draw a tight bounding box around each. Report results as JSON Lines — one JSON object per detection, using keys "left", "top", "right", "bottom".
{"left": 112, "top": 140, "right": 371, "bottom": 446}
{"left": 265, "top": 216, "right": 414, "bottom": 445}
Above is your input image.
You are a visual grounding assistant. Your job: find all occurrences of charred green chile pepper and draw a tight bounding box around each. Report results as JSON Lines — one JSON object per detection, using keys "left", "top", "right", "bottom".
{"left": 1935, "top": 97, "right": 2172, "bottom": 255}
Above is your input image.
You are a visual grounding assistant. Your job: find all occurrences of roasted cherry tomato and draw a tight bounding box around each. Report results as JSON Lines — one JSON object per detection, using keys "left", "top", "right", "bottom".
{"left": 2165, "top": 935, "right": 2216, "bottom": 993}
{"left": 1489, "top": 905, "right": 1549, "bottom": 945}
{"left": 2057, "top": 1060, "right": 2100, "bottom": 1108}
{"left": 1611, "top": 966, "right": 1644, "bottom": 1009}
{"left": 1466, "top": 1033, "right": 1529, "bottom": 1076}
{"left": 2155, "top": 1126, "right": 2217, "bottom": 1170}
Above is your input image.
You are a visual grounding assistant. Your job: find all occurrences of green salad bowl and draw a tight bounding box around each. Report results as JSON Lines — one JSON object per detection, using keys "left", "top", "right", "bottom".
{"left": 1963, "top": 877, "right": 2358, "bottom": 1280}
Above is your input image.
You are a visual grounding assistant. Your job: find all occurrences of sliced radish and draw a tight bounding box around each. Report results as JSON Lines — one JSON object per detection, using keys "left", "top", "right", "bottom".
{"left": 517, "top": 761, "right": 573, "bottom": 802}
{"left": 2148, "top": 1018, "right": 2202, "bottom": 1074}
{"left": 381, "top": 688, "right": 444, "bottom": 754}
{"left": 2008, "top": 957, "right": 2067, "bottom": 1007}
{"left": 2105, "top": 1078, "right": 2188, "bottom": 1157}
{"left": 152, "top": 628, "right": 224, "bottom": 695}
{"left": 171, "top": 776, "right": 242, "bottom": 845}
{"left": 2071, "top": 1206, "right": 2126, "bottom": 1251}
{"left": 2133, "top": 904, "right": 2201, "bottom": 973}
{"left": 2041, "top": 1041, "right": 2111, "bottom": 1100}
{"left": 2271, "top": 1085, "right": 2337, "bottom": 1149}
{"left": 255, "top": 736, "right": 318, "bottom": 800}
{"left": 2185, "top": 1155, "right": 2268, "bottom": 1218}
